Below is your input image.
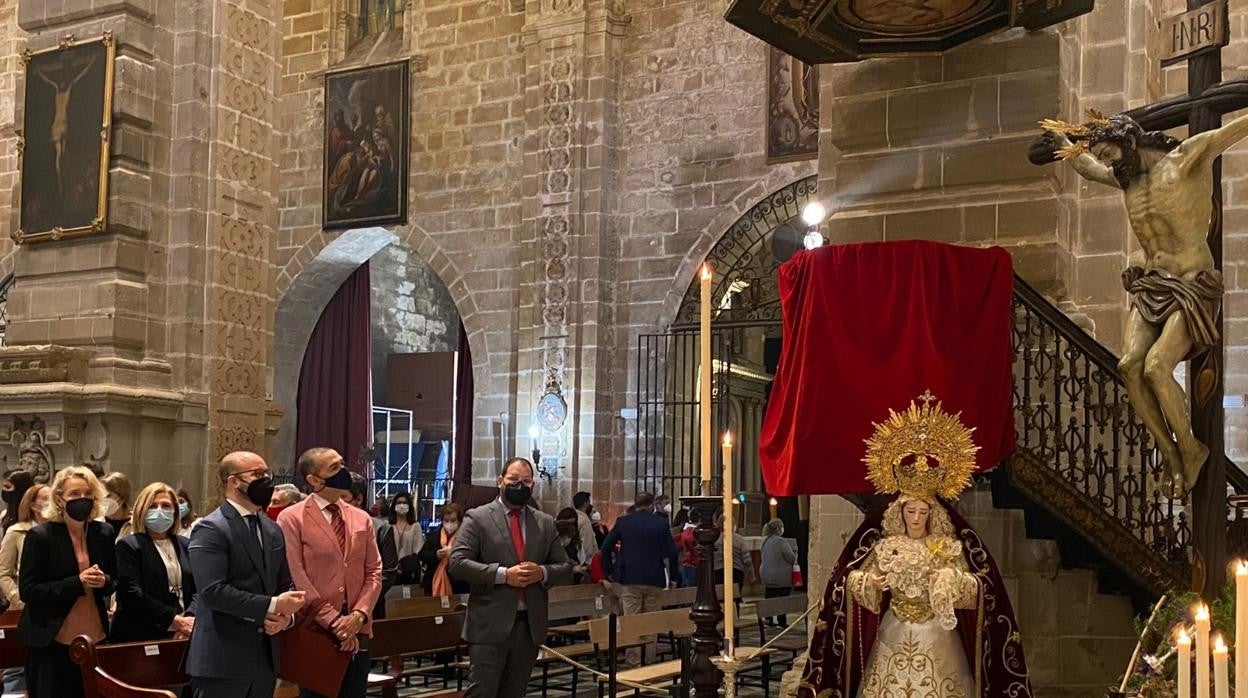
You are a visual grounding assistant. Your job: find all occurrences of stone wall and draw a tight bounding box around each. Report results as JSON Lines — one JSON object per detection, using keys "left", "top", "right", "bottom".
{"left": 369, "top": 241, "right": 459, "bottom": 405}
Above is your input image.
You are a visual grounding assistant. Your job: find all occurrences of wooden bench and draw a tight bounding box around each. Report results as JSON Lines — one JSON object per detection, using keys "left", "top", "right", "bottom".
{"left": 369, "top": 610, "right": 467, "bottom": 698}
{"left": 532, "top": 588, "right": 620, "bottom": 697}
{"left": 588, "top": 609, "right": 773, "bottom": 698}
{"left": 384, "top": 583, "right": 426, "bottom": 600}
{"left": 386, "top": 593, "right": 468, "bottom": 619}
{"left": 753, "top": 593, "right": 811, "bottom": 657}
{"left": 69, "top": 635, "right": 188, "bottom": 698}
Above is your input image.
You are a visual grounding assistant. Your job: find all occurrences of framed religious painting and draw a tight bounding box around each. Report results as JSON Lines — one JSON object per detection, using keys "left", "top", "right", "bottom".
{"left": 323, "top": 59, "right": 409, "bottom": 230}
{"left": 16, "top": 34, "right": 116, "bottom": 243}
{"left": 766, "top": 46, "right": 819, "bottom": 164}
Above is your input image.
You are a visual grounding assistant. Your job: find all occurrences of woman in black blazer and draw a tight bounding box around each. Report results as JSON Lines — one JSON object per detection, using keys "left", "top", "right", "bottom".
{"left": 18, "top": 465, "right": 117, "bottom": 698}
{"left": 110, "top": 482, "right": 196, "bottom": 644}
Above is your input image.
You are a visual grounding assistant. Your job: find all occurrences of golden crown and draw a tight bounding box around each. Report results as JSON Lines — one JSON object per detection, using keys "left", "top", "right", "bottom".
{"left": 863, "top": 391, "right": 979, "bottom": 501}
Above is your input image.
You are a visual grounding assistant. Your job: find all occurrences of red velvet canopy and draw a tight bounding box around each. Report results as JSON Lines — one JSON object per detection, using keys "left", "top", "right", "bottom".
{"left": 759, "top": 240, "right": 1016, "bottom": 495}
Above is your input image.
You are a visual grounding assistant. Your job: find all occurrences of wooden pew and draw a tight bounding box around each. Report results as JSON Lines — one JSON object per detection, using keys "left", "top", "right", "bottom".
{"left": 0, "top": 608, "right": 24, "bottom": 677}
{"left": 69, "top": 636, "right": 187, "bottom": 698}
{"left": 386, "top": 593, "right": 468, "bottom": 619}
{"left": 369, "top": 611, "right": 467, "bottom": 698}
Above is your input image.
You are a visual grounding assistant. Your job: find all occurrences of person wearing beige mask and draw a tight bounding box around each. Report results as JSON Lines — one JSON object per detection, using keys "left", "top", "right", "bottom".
{"left": 101, "top": 471, "right": 133, "bottom": 540}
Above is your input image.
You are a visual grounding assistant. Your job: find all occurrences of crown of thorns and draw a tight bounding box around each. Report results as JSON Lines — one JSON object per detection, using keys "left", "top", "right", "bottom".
{"left": 1038, "top": 109, "right": 1115, "bottom": 159}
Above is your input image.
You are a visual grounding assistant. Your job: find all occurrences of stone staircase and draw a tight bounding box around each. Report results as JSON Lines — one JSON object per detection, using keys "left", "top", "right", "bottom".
{"left": 956, "top": 486, "right": 1137, "bottom": 698}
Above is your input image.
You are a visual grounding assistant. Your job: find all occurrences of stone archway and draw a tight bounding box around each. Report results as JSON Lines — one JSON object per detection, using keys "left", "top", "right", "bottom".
{"left": 271, "top": 227, "right": 399, "bottom": 471}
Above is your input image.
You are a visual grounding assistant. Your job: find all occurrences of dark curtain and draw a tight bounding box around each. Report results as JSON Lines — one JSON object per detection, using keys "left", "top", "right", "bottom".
{"left": 453, "top": 322, "right": 473, "bottom": 484}
{"left": 759, "top": 240, "right": 1016, "bottom": 495}
{"left": 295, "top": 262, "right": 374, "bottom": 473}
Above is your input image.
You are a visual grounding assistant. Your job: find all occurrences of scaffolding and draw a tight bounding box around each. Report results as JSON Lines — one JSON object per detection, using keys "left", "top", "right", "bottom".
{"left": 370, "top": 406, "right": 415, "bottom": 503}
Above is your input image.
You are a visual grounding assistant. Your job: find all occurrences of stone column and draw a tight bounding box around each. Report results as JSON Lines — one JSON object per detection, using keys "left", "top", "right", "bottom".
{"left": 0, "top": 0, "right": 279, "bottom": 503}
{"left": 518, "top": 0, "right": 628, "bottom": 510}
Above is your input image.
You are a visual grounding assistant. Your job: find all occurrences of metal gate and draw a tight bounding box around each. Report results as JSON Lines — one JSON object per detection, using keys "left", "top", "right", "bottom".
{"left": 634, "top": 328, "right": 736, "bottom": 501}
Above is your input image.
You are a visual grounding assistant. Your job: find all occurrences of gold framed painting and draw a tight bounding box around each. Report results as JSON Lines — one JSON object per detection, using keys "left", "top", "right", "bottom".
{"left": 16, "top": 33, "right": 116, "bottom": 243}
{"left": 766, "top": 46, "right": 819, "bottom": 164}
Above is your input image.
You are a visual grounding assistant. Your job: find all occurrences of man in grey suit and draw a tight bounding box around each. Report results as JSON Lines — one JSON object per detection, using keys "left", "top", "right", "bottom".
{"left": 449, "top": 457, "right": 573, "bottom": 698}
{"left": 187, "top": 451, "right": 307, "bottom": 698}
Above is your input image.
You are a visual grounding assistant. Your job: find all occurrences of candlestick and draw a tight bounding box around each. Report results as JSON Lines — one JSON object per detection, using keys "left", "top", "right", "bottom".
{"left": 1214, "top": 634, "right": 1229, "bottom": 698}
{"left": 769, "top": 497, "right": 778, "bottom": 520}
{"left": 1197, "top": 603, "right": 1211, "bottom": 698}
{"left": 721, "top": 430, "right": 735, "bottom": 650}
{"left": 1237, "top": 561, "right": 1248, "bottom": 698}
{"left": 699, "top": 263, "right": 712, "bottom": 495}
{"left": 1179, "top": 628, "right": 1192, "bottom": 698}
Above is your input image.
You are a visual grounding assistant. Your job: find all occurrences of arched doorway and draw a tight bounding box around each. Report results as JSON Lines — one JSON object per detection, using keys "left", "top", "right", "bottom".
{"left": 273, "top": 227, "right": 469, "bottom": 524}
{"left": 636, "top": 175, "right": 817, "bottom": 575}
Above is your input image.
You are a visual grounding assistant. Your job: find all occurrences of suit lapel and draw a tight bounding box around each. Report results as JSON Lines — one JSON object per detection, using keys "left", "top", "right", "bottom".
{"left": 221, "top": 503, "right": 268, "bottom": 578}
{"left": 304, "top": 496, "right": 346, "bottom": 556}
{"left": 490, "top": 501, "right": 519, "bottom": 565}
{"left": 523, "top": 508, "right": 538, "bottom": 562}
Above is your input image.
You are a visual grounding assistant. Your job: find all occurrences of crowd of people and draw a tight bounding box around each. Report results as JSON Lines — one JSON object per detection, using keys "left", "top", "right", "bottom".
{"left": 0, "top": 454, "right": 799, "bottom": 698}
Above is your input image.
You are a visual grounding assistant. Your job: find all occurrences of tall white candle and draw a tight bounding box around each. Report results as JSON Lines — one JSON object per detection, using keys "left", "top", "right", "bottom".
{"left": 1197, "top": 603, "right": 1211, "bottom": 698}
{"left": 721, "top": 430, "right": 735, "bottom": 652}
{"left": 1179, "top": 628, "right": 1192, "bottom": 698}
{"left": 1237, "top": 561, "right": 1248, "bottom": 698}
{"left": 699, "top": 263, "right": 712, "bottom": 494}
{"left": 1214, "top": 635, "right": 1229, "bottom": 698}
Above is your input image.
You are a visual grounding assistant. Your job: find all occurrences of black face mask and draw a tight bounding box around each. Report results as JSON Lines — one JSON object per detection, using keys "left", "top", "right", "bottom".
{"left": 1, "top": 489, "right": 17, "bottom": 507}
{"left": 502, "top": 482, "right": 532, "bottom": 507}
{"left": 65, "top": 497, "right": 94, "bottom": 522}
{"left": 239, "top": 475, "right": 276, "bottom": 508}
{"left": 320, "top": 467, "right": 352, "bottom": 492}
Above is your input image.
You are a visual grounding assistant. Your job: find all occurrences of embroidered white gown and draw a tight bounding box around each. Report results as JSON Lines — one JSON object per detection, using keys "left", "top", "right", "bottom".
{"left": 847, "top": 535, "right": 979, "bottom": 698}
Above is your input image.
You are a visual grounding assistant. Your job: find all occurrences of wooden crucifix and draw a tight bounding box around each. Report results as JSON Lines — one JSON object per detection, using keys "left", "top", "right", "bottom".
{"left": 1130, "top": 0, "right": 1242, "bottom": 597}
{"left": 1030, "top": 0, "right": 1248, "bottom": 596}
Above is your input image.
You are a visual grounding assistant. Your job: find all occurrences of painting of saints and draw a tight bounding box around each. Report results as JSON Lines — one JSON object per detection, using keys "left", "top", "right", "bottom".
{"left": 18, "top": 36, "right": 115, "bottom": 242}
{"left": 323, "top": 60, "right": 409, "bottom": 229}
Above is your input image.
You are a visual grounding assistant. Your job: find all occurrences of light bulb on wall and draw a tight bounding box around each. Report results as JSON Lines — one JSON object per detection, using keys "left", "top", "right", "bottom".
{"left": 801, "top": 201, "right": 826, "bottom": 226}
{"left": 528, "top": 424, "right": 540, "bottom": 441}
{"left": 803, "top": 230, "right": 824, "bottom": 250}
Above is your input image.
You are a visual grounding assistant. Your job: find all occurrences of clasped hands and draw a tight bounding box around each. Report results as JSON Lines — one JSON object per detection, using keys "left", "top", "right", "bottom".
{"left": 331, "top": 611, "right": 366, "bottom": 653}
{"left": 79, "top": 564, "right": 107, "bottom": 590}
{"left": 263, "top": 590, "right": 307, "bottom": 636}
{"left": 504, "top": 561, "right": 543, "bottom": 588}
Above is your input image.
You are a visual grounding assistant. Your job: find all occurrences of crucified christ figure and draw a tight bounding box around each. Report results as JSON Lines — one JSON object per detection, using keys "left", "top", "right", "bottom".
{"left": 1029, "top": 110, "right": 1248, "bottom": 496}
{"left": 34, "top": 55, "right": 96, "bottom": 194}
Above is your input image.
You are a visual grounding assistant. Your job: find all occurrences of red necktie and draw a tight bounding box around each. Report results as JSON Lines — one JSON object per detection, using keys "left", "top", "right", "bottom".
{"left": 327, "top": 503, "right": 347, "bottom": 551}
{"left": 509, "top": 509, "right": 526, "bottom": 603}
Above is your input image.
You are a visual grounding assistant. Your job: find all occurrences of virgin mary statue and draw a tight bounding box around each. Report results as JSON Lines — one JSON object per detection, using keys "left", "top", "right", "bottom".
{"left": 798, "top": 397, "right": 1032, "bottom": 698}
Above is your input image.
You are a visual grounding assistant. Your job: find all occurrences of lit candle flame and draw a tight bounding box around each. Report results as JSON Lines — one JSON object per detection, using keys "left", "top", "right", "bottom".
{"left": 769, "top": 497, "right": 778, "bottom": 506}
{"left": 1216, "top": 635, "right": 1228, "bottom": 654}
{"left": 700, "top": 263, "right": 712, "bottom": 282}
{"left": 1196, "top": 603, "right": 1211, "bottom": 621}
{"left": 1179, "top": 627, "right": 1192, "bottom": 645}
{"left": 1237, "top": 560, "right": 1248, "bottom": 576}
{"left": 722, "top": 431, "right": 733, "bottom": 447}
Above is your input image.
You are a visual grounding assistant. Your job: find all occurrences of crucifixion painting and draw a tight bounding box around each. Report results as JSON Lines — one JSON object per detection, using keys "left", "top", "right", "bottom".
{"left": 17, "top": 35, "right": 114, "bottom": 243}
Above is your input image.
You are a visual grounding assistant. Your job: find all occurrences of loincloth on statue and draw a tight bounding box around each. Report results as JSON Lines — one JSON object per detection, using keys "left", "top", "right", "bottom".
{"left": 1121, "top": 266, "right": 1223, "bottom": 353}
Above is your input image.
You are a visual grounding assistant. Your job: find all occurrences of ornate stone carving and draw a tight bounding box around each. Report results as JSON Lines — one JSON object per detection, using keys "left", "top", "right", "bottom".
{"left": 539, "top": 54, "right": 576, "bottom": 399}
{"left": 0, "top": 345, "right": 90, "bottom": 384}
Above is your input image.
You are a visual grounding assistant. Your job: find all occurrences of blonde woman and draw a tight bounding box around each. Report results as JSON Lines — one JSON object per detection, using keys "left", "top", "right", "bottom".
{"left": 0, "top": 483, "right": 51, "bottom": 610}
{"left": 110, "top": 482, "right": 197, "bottom": 643}
{"left": 17, "top": 465, "right": 116, "bottom": 698}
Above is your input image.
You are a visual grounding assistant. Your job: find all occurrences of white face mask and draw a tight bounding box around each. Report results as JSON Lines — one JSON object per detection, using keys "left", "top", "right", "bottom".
{"left": 591, "top": 511, "right": 602, "bottom": 522}
{"left": 443, "top": 521, "right": 459, "bottom": 534}
{"left": 393, "top": 503, "right": 410, "bottom": 515}
{"left": 103, "top": 498, "right": 120, "bottom": 517}
{"left": 663, "top": 505, "right": 672, "bottom": 514}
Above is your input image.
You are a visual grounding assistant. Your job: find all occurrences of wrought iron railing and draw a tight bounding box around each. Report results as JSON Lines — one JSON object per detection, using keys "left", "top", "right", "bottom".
{"left": 0, "top": 272, "right": 12, "bottom": 347}
{"left": 1010, "top": 274, "right": 1190, "bottom": 581}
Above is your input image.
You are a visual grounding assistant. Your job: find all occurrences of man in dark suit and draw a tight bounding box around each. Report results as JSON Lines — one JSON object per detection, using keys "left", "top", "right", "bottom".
{"left": 600, "top": 491, "right": 681, "bottom": 664}
{"left": 448, "top": 457, "right": 574, "bottom": 698}
{"left": 187, "top": 451, "right": 307, "bottom": 698}
{"left": 343, "top": 472, "right": 399, "bottom": 620}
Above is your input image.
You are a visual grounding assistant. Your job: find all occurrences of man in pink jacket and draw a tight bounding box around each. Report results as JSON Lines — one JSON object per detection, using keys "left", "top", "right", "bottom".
{"left": 277, "top": 447, "right": 382, "bottom": 698}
